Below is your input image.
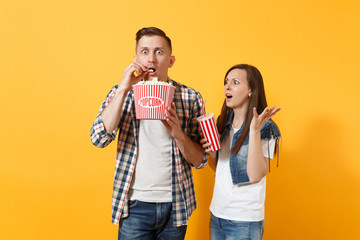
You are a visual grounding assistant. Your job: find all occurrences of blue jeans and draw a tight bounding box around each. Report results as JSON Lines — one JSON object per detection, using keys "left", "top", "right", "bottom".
{"left": 118, "top": 200, "right": 187, "bottom": 240}
{"left": 210, "top": 213, "right": 264, "bottom": 240}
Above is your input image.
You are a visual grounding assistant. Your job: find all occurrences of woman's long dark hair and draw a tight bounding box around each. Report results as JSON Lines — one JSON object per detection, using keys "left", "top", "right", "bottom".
{"left": 217, "top": 64, "right": 279, "bottom": 155}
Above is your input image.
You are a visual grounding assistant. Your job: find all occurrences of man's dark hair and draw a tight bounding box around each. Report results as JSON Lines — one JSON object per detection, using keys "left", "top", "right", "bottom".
{"left": 136, "top": 27, "right": 172, "bottom": 52}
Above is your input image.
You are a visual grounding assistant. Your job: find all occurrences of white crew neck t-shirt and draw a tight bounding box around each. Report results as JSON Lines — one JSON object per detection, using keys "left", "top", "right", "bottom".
{"left": 128, "top": 120, "right": 172, "bottom": 202}
{"left": 210, "top": 125, "right": 276, "bottom": 221}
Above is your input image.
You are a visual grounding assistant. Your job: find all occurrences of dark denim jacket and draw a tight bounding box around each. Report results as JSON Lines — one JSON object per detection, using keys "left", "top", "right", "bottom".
{"left": 219, "top": 112, "right": 281, "bottom": 185}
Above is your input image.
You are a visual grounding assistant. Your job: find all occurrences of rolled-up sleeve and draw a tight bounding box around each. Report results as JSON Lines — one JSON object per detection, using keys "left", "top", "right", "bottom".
{"left": 190, "top": 92, "right": 208, "bottom": 169}
{"left": 90, "top": 86, "right": 119, "bottom": 148}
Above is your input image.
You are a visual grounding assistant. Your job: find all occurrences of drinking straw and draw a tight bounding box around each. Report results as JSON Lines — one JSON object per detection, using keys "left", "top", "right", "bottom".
{"left": 202, "top": 100, "right": 206, "bottom": 117}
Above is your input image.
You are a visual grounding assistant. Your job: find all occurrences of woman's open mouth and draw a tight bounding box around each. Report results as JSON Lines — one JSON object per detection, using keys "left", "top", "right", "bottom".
{"left": 225, "top": 93, "right": 233, "bottom": 100}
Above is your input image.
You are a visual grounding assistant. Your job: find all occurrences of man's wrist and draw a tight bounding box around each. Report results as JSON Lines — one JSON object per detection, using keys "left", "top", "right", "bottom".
{"left": 117, "top": 84, "right": 130, "bottom": 94}
{"left": 173, "top": 129, "right": 187, "bottom": 144}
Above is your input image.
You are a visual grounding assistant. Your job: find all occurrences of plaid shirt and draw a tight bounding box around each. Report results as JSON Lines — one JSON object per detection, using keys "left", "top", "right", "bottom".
{"left": 90, "top": 79, "right": 207, "bottom": 226}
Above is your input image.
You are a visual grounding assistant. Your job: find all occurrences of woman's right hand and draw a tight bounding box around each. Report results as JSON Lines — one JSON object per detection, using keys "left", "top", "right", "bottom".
{"left": 200, "top": 137, "right": 213, "bottom": 153}
{"left": 200, "top": 132, "right": 218, "bottom": 160}
{"left": 200, "top": 132, "right": 218, "bottom": 170}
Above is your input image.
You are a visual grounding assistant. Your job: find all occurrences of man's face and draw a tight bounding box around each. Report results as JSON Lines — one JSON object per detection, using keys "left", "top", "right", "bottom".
{"left": 135, "top": 35, "right": 175, "bottom": 81}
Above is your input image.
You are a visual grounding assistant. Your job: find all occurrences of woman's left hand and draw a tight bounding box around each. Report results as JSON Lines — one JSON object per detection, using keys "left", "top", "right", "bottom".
{"left": 250, "top": 105, "right": 281, "bottom": 132}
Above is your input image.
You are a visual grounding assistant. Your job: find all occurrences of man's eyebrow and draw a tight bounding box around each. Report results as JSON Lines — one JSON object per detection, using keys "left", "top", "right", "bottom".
{"left": 139, "top": 47, "right": 164, "bottom": 50}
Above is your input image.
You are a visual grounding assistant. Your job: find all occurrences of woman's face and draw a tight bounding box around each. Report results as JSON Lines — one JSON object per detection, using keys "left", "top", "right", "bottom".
{"left": 224, "top": 68, "right": 251, "bottom": 110}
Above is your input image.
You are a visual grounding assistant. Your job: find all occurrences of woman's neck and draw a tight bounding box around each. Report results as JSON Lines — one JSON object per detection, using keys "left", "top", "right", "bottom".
{"left": 232, "top": 106, "right": 247, "bottom": 129}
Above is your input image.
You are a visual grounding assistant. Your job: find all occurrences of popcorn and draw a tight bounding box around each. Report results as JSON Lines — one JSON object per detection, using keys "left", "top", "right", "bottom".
{"left": 133, "top": 77, "right": 173, "bottom": 87}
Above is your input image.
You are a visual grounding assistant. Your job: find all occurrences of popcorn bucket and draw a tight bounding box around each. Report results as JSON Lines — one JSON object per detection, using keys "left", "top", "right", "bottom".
{"left": 133, "top": 84, "right": 175, "bottom": 119}
{"left": 197, "top": 113, "right": 221, "bottom": 151}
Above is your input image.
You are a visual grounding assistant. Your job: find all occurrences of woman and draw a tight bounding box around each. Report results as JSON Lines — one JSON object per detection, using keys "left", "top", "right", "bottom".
{"left": 201, "top": 64, "right": 281, "bottom": 240}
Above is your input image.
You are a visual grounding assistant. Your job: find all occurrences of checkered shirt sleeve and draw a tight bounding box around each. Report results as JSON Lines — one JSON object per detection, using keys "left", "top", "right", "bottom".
{"left": 90, "top": 85, "right": 119, "bottom": 148}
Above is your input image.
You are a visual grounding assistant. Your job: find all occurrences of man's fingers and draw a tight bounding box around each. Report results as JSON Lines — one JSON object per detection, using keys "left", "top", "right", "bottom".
{"left": 138, "top": 70, "right": 148, "bottom": 79}
{"left": 165, "top": 118, "right": 175, "bottom": 127}
{"left": 167, "top": 103, "right": 177, "bottom": 116}
{"left": 161, "top": 120, "right": 171, "bottom": 131}
{"left": 165, "top": 103, "right": 179, "bottom": 124}
{"left": 165, "top": 112, "right": 177, "bottom": 123}
{"left": 128, "top": 62, "right": 148, "bottom": 76}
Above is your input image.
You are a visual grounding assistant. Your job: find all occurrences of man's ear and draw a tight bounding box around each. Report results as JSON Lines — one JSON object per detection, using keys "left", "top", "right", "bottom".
{"left": 169, "top": 56, "right": 175, "bottom": 68}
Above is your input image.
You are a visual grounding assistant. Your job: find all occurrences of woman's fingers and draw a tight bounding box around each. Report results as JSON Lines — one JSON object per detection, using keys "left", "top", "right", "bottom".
{"left": 200, "top": 137, "right": 208, "bottom": 144}
{"left": 256, "top": 107, "right": 268, "bottom": 124}
{"left": 254, "top": 106, "right": 282, "bottom": 126}
{"left": 205, "top": 148, "right": 214, "bottom": 154}
{"left": 268, "top": 107, "right": 281, "bottom": 119}
{"left": 262, "top": 106, "right": 281, "bottom": 121}
{"left": 200, "top": 137, "right": 213, "bottom": 151}
{"left": 203, "top": 142, "right": 212, "bottom": 149}
{"left": 202, "top": 141, "right": 212, "bottom": 151}
{"left": 253, "top": 107, "right": 259, "bottom": 118}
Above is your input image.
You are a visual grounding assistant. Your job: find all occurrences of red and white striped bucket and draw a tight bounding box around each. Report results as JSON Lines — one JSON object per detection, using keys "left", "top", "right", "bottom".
{"left": 133, "top": 84, "right": 175, "bottom": 119}
{"left": 197, "top": 113, "right": 221, "bottom": 151}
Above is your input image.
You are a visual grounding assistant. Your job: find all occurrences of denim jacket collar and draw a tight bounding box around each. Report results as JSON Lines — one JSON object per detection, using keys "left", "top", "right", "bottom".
{"left": 222, "top": 110, "right": 281, "bottom": 143}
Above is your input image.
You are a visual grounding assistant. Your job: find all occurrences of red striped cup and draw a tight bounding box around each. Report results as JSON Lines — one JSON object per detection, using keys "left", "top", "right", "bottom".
{"left": 133, "top": 84, "right": 175, "bottom": 119}
{"left": 197, "top": 113, "right": 221, "bottom": 151}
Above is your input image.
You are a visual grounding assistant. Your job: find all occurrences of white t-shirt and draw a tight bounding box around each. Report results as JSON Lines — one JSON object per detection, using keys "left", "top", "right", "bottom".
{"left": 210, "top": 125, "right": 276, "bottom": 221}
{"left": 128, "top": 120, "right": 172, "bottom": 202}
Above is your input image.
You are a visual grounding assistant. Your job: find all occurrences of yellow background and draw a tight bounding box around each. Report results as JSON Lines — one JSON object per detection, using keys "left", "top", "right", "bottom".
{"left": 1, "top": 0, "right": 360, "bottom": 239}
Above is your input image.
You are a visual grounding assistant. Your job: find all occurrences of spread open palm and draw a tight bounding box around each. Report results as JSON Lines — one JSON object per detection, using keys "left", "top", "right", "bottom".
{"left": 250, "top": 106, "right": 281, "bottom": 132}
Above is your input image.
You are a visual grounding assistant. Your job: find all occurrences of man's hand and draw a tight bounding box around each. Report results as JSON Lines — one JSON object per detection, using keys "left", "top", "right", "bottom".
{"left": 162, "top": 102, "right": 205, "bottom": 167}
{"left": 101, "top": 61, "right": 148, "bottom": 133}
{"left": 162, "top": 102, "right": 184, "bottom": 140}
{"left": 119, "top": 61, "right": 148, "bottom": 92}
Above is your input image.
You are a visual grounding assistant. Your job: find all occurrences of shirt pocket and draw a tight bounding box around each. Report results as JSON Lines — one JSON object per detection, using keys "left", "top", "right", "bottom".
{"left": 235, "top": 144, "right": 249, "bottom": 171}
{"left": 238, "top": 144, "right": 248, "bottom": 158}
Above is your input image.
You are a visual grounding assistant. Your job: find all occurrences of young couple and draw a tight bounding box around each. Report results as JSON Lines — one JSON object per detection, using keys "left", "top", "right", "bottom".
{"left": 90, "top": 27, "right": 281, "bottom": 240}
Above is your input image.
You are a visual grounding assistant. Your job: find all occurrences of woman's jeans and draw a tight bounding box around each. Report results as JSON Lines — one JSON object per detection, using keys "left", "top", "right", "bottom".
{"left": 210, "top": 213, "right": 264, "bottom": 240}
{"left": 118, "top": 200, "right": 187, "bottom": 240}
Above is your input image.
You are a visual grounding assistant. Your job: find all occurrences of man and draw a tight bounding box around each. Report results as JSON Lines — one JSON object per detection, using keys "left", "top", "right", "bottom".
{"left": 90, "top": 27, "right": 207, "bottom": 239}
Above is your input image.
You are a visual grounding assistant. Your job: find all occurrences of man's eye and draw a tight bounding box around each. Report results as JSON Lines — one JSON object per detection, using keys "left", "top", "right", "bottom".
{"left": 142, "top": 50, "right": 148, "bottom": 54}
{"left": 156, "top": 50, "right": 163, "bottom": 54}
